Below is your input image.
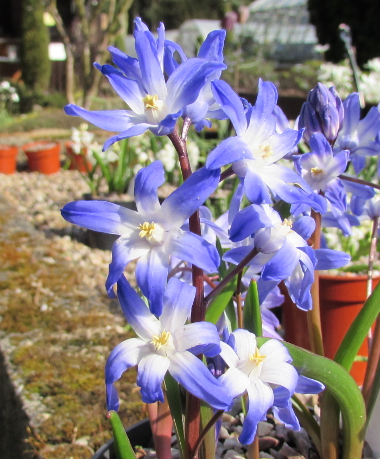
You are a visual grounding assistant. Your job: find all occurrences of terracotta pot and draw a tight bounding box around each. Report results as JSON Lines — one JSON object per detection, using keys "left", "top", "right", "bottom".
{"left": 283, "top": 274, "right": 379, "bottom": 385}
{"left": 66, "top": 142, "right": 93, "bottom": 172}
{"left": 0, "top": 145, "right": 18, "bottom": 174}
{"left": 22, "top": 141, "right": 61, "bottom": 174}
{"left": 91, "top": 419, "right": 151, "bottom": 459}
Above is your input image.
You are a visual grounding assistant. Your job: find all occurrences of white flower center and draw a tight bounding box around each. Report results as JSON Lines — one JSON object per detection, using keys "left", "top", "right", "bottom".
{"left": 249, "top": 347, "right": 266, "bottom": 365}
{"left": 143, "top": 94, "right": 164, "bottom": 111}
{"left": 311, "top": 167, "right": 324, "bottom": 176}
{"left": 138, "top": 221, "right": 165, "bottom": 245}
{"left": 151, "top": 330, "right": 171, "bottom": 350}
{"left": 259, "top": 143, "right": 274, "bottom": 159}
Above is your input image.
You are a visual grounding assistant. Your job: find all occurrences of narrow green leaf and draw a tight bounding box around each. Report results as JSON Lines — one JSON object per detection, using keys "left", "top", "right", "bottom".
{"left": 225, "top": 298, "right": 238, "bottom": 331}
{"left": 200, "top": 400, "right": 216, "bottom": 459}
{"left": 107, "top": 411, "right": 137, "bottom": 459}
{"left": 164, "top": 373, "right": 185, "bottom": 458}
{"left": 243, "top": 279, "right": 262, "bottom": 336}
{"left": 205, "top": 277, "right": 237, "bottom": 324}
{"left": 257, "top": 338, "right": 366, "bottom": 459}
{"left": 334, "top": 282, "right": 380, "bottom": 371}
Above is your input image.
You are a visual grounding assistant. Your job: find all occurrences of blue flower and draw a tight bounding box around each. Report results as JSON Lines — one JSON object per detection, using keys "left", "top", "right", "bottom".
{"left": 218, "top": 329, "right": 298, "bottom": 444}
{"left": 61, "top": 161, "right": 220, "bottom": 315}
{"left": 333, "top": 92, "right": 380, "bottom": 175}
{"left": 298, "top": 83, "right": 344, "bottom": 144}
{"left": 106, "top": 276, "right": 232, "bottom": 411}
{"left": 205, "top": 80, "right": 324, "bottom": 213}
{"left": 64, "top": 18, "right": 225, "bottom": 150}
{"left": 295, "top": 132, "right": 350, "bottom": 212}
{"left": 224, "top": 204, "right": 350, "bottom": 310}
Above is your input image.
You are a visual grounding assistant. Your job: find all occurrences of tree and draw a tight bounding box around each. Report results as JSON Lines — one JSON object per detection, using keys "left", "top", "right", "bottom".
{"left": 21, "top": 0, "right": 52, "bottom": 93}
{"left": 45, "top": 0, "right": 133, "bottom": 109}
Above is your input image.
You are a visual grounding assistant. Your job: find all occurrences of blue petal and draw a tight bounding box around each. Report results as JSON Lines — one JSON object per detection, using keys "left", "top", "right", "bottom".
{"left": 103, "top": 123, "right": 153, "bottom": 150}
{"left": 223, "top": 246, "right": 253, "bottom": 265}
{"left": 176, "top": 322, "right": 221, "bottom": 357}
{"left": 168, "top": 231, "right": 220, "bottom": 273}
{"left": 292, "top": 216, "right": 315, "bottom": 240}
{"left": 105, "top": 338, "right": 151, "bottom": 410}
{"left": 61, "top": 200, "right": 142, "bottom": 234}
{"left": 135, "top": 24, "right": 166, "bottom": 98}
{"left": 169, "top": 351, "right": 232, "bottom": 410}
{"left": 198, "top": 30, "right": 226, "bottom": 62}
{"left": 137, "top": 354, "right": 169, "bottom": 403}
{"left": 206, "top": 136, "right": 252, "bottom": 169}
{"left": 239, "top": 381, "right": 274, "bottom": 445}
{"left": 161, "top": 166, "right": 220, "bottom": 227}
{"left": 160, "top": 278, "right": 196, "bottom": 331}
{"left": 211, "top": 80, "right": 247, "bottom": 135}
{"left": 134, "top": 161, "right": 165, "bottom": 217}
{"left": 136, "top": 247, "right": 169, "bottom": 316}
{"left": 107, "top": 46, "right": 142, "bottom": 81}
{"left": 255, "top": 79, "right": 278, "bottom": 118}
{"left": 244, "top": 169, "right": 272, "bottom": 204}
{"left": 295, "top": 375, "right": 325, "bottom": 394}
{"left": 272, "top": 402, "right": 300, "bottom": 430}
{"left": 94, "top": 63, "right": 144, "bottom": 113}
{"left": 314, "top": 248, "right": 350, "bottom": 270}
{"left": 167, "top": 59, "right": 226, "bottom": 113}
{"left": 117, "top": 275, "right": 162, "bottom": 339}
{"left": 229, "top": 204, "right": 272, "bottom": 242}
{"left": 106, "top": 237, "right": 150, "bottom": 297}
{"left": 261, "top": 239, "right": 299, "bottom": 281}
{"left": 64, "top": 104, "right": 132, "bottom": 132}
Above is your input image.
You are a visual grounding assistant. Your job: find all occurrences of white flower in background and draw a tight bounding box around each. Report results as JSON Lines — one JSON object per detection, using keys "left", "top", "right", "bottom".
{"left": 87, "top": 142, "right": 119, "bottom": 165}
{"left": 317, "top": 61, "right": 354, "bottom": 98}
{"left": 187, "top": 140, "right": 200, "bottom": 169}
{"left": 71, "top": 123, "right": 95, "bottom": 153}
{"left": 156, "top": 142, "right": 176, "bottom": 172}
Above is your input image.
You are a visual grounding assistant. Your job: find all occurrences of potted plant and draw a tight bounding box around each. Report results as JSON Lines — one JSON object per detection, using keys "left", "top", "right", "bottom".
{"left": 22, "top": 140, "right": 61, "bottom": 174}
{"left": 0, "top": 144, "right": 18, "bottom": 174}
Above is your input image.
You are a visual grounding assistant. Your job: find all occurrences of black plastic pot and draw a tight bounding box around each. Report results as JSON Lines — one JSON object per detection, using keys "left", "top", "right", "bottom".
{"left": 92, "top": 419, "right": 152, "bottom": 459}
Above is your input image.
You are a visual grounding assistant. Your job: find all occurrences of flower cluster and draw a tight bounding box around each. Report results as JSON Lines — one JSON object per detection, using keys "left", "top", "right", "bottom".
{"left": 60, "top": 18, "right": 380, "bottom": 458}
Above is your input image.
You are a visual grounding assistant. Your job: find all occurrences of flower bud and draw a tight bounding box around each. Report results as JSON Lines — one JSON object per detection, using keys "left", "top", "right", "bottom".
{"left": 299, "top": 83, "right": 344, "bottom": 144}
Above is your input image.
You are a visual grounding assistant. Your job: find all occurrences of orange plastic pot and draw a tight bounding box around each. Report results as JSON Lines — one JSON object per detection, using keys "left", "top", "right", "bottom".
{"left": 0, "top": 145, "right": 18, "bottom": 174}
{"left": 283, "top": 274, "right": 379, "bottom": 385}
{"left": 66, "top": 142, "right": 93, "bottom": 172}
{"left": 23, "top": 141, "right": 61, "bottom": 174}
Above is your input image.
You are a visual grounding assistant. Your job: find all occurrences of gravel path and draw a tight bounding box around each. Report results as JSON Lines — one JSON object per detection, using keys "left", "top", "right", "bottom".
{"left": 0, "top": 170, "right": 145, "bottom": 459}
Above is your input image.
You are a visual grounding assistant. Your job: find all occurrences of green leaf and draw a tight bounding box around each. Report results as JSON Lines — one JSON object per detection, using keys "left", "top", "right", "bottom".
{"left": 257, "top": 339, "right": 366, "bottom": 459}
{"left": 107, "top": 410, "right": 138, "bottom": 459}
{"left": 164, "top": 373, "right": 185, "bottom": 458}
{"left": 243, "top": 279, "right": 262, "bottom": 336}
{"left": 205, "top": 276, "right": 237, "bottom": 324}
{"left": 334, "top": 282, "right": 380, "bottom": 371}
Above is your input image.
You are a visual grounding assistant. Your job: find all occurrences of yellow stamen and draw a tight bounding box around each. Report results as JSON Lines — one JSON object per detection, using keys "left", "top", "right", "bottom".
{"left": 260, "top": 144, "right": 274, "bottom": 159}
{"left": 311, "top": 167, "right": 323, "bottom": 175}
{"left": 249, "top": 347, "right": 266, "bottom": 365}
{"left": 138, "top": 221, "right": 156, "bottom": 240}
{"left": 282, "top": 218, "right": 293, "bottom": 228}
{"left": 151, "top": 330, "right": 171, "bottom": 350}
{"left": 143, "top": 94, "right": 161, "bottom": 110}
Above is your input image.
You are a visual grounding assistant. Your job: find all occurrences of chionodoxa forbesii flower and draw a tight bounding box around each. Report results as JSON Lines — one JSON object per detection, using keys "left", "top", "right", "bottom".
{"left": 105, "top": 276, "right": 232, "bottom": 411}
{"left": 64, "top": 18, "right": 226, "bottom": 150}
{"left": 218, "top": 329, "right": 299, "bottom": 445}
{"left": 61, "top": 160, "right": 220, "bottom": 316}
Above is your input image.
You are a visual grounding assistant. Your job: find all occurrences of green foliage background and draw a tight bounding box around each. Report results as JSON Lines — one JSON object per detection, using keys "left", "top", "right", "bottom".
{"left": 20, "top": 0, "right": 51, "bottom": 92}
